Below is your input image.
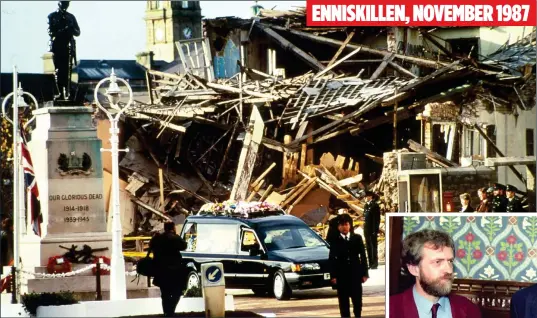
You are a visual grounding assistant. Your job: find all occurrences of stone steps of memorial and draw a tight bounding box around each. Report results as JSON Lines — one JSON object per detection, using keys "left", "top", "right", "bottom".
{"left": 27, "top": 274, "right": 150, "bottom": 293}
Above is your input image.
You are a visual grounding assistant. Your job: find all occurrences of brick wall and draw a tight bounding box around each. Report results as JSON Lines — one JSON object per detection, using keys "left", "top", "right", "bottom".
{"left": 441, "top": 167, "right": 498, "bottom": 210}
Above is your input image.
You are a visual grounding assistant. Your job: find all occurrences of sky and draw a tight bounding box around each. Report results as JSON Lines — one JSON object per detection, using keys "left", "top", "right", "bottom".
{"left": 0, "top": 1, "right": 306, "bottom": 73}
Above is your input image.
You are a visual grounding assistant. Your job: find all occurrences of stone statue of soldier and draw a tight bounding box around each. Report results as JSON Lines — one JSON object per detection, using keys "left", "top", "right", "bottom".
{"left": 48, "top": 1, "right": 80, "bottom": 101}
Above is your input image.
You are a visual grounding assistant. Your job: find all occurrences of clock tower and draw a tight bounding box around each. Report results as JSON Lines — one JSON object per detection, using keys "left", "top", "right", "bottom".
{"left": 144, "top": 1, "right": 202, "bottom": 62}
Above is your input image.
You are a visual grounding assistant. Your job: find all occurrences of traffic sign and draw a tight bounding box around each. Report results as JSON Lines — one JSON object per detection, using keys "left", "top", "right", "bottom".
{"left": 201, "top": 262, "right": 225, "bottom": 287}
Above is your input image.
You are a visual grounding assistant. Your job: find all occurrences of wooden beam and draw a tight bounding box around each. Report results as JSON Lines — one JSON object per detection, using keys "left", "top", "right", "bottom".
{"left": 326, "top": 31, "right": 355, "bottom": 68}
{"left": 131, "top": 197, "right": 173, "bottom": 222}
{"left": 230, "top": 106, "right": 265, "bottom": 201}
{"left": 473, "top": 124, "right": 526, "bottom": 185}
{"left": 365, "top": 154, "right": 384, "bottom": 165}
{"left": 287, "top": 100, "right": 382, "bottom": 148}
{"left": 485, "top": 156, "right": 537, "bottom": 167}
{"left": 388, "top": 61, "right": 418, "bottom": 78}
{"left": 267, "top": 24, "right": 449, "bottom": 69}
{"left": 256, "top": 24, "right": 327, "bottom": 72}
{"left": 407, "top": 139, "right": 459, "bottom": 167}
{"left": 420, "top": 30, "right": 457, "bottom": 60}
{"left": 370, "top": 52, "right": 395, "bottom": 80}
{"left": 314, "top": 47, "right": 362, "bottom": 79}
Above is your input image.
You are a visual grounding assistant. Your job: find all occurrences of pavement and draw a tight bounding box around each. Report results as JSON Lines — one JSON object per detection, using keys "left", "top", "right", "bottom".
{"left": 232, "top": 264, "right": 386, "bottom": 317}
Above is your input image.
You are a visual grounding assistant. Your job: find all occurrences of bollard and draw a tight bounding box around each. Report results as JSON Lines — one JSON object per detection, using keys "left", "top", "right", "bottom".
{"left": 95, "top": 262, "right": 102, "bottom": 300}
{"left": 11, "top": 266, "right": 17, "bottom": 304}
{"left": 201, "top": 262, "right": 225, "bottom": 318}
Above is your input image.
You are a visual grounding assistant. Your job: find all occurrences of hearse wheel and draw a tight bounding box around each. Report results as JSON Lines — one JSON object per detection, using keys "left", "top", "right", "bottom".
{"left": 273, "top": 270, "right": 291, "bottom": 300}
{"left": 186, "top": 271, "right": 200, "bottom": 290}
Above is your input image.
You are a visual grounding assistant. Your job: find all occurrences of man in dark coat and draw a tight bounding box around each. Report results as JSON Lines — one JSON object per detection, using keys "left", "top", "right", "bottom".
{"left": 149, "top": 221, "right": 188, "bottom": 317}
{"left": 363, "top": 191, "right": 381, "bottom": 269}
{"left": 510, "top": 283, "right": 537, "bottom": 318}
{"left": 505, "top": 184, "right": 526, "bottom": 212}
{"left": 326, "top": 208, "right": 352, "bottom": 246}
{"left": 329, "top": 213, "right": 369, "bottom": 317}
{"left": 491, "top": 183, "right": 508, "bottom": 212}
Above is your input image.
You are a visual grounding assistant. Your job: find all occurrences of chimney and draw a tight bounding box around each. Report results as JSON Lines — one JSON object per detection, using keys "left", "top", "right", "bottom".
{"left": 42, "top": 52, "right": 55, "bottom": 74}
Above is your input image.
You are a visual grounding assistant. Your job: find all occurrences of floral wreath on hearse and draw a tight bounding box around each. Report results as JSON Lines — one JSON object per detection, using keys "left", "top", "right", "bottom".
{"left": 197, "top": 200, "right": 284, "bottom": 218}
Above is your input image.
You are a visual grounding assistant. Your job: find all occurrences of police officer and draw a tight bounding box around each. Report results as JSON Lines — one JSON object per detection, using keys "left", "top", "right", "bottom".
{"left": 363, "top": 191, "right": 380, "bottom": 270}
{"left": 492, "top": 183, "right": 508, "bottom": 212}
{"left": 505, "top": 184, "right": 525, "bottom": 212}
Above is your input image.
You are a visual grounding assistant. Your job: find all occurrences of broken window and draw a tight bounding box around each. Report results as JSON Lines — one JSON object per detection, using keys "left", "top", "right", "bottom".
{"left": 182, "top": 1, "right": 189, "bottom": 9}
{"left": 462, "top": 127, "right": 486, "bottom": 160}
{"left": 447, "top": 38, "right": 479, "bottom": 59}
{"left": 527, "top": 129, "right": 535, "bottom": 156}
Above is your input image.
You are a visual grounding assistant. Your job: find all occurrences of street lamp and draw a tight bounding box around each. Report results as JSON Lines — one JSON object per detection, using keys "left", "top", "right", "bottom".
{"left": 93, "top": 68, "right": 133, "bottom": 300}
{"left": 1, "top": 66, "right": 39, "bottom": 303}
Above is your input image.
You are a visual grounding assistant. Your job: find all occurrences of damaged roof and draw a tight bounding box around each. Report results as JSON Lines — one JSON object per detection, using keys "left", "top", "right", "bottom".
{"left": 483, "top": 27, "right": 536, "bottom": 75}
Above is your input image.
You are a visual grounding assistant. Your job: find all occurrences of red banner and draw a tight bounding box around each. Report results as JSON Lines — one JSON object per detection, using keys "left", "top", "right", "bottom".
{"left": 306, "top": 0, "right": 536, "bottom": 26}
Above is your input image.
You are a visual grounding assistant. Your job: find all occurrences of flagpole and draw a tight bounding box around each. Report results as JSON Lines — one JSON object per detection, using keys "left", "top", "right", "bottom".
{"left": 11, "top": 66, "right": 20, "bottom": 303}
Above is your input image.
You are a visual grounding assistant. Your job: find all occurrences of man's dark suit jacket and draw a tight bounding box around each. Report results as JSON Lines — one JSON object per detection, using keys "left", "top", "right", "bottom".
{"left": 511, "top": 283, "right": 537, "bottom": 318}
{"left": 329, "top": 233, "right": 368, "bottom": 287}
{"left": 149, "top": 232, "right": 187, "bottom": 288}
{"left": 389, "top": 285, "right": 481, "bottom": 318}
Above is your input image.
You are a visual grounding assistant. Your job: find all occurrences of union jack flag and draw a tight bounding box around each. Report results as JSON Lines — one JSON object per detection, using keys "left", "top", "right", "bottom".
{"left": 20, "top": 132, "right": 42, "bottom": 237}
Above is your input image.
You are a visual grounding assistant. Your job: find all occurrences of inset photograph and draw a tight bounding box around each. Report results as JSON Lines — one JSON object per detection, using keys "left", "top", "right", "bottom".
{"left": 387, "top": 213, "right": 537, "bottom": 318}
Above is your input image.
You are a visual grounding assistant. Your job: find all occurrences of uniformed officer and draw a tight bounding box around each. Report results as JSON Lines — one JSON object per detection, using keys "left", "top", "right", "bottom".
{"left": 505, "top": 184, "right": 526, "bottom": 212}
{"left": 363, "top": 191, "right": 381, "bottom": 270}
{"left": 492, "top": 183, "right": 508, "bottom": 212}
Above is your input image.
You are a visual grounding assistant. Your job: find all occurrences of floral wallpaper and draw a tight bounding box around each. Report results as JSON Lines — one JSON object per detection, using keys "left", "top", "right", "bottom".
{"left": 401, "top": 216, "right": 537, "bottom": 282}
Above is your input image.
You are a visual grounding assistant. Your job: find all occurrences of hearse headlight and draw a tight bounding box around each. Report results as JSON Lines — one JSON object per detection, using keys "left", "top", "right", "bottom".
{"left": 291, "top": 263, "right": 320, "bottom": 272}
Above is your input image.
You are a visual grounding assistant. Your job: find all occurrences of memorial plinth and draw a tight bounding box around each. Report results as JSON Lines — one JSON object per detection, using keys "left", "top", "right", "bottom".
{"left": 21, "top": 106, "right": 112, "bottom": 268}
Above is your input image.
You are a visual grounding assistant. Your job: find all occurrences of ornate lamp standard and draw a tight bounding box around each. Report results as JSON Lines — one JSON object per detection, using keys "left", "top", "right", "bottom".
{"left": 1, "top": 66, "right": 39, "bottom": 303}
{"left": 93, "top": 69, "right": 133, "bottom": 300}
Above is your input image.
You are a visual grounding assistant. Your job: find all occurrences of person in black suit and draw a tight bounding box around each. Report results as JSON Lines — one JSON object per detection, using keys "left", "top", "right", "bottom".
{"left": 149, "top": 221, "right": 188, "bottom": 317}
{"left": 505, "top": 184, "right": 526, "bottom": 212}
{"left": 363, "top": 191, "right": 381, "bottom": 269}
{"left": 492, "top": 183, "right": 508, "bottom": 212}
{"left": 329, "top": 213, "right": 369, "bottom": 317}
{"left": 510, "top": 283, "right": 537, "bottom": 318}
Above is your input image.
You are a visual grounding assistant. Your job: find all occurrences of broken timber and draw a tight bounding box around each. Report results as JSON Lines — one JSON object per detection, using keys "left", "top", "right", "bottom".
{"left": 230, "top": 106, "right": 265, "bottom": 201}
{"left": 267, "top": 24, "right": 450, "bottom": 70}
{"left": 407, "top": 139, "right": 459, "bottom": 167}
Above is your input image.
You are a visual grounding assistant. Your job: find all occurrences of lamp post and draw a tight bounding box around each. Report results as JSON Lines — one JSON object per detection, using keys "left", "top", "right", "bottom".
{"left": 1, "top": 66, "right": 39, "bottom": 303}
{"left": 93, "top": 69, "right": 133, "bottom": 300}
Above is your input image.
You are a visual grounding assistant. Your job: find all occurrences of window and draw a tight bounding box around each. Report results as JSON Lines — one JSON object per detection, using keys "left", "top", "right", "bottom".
{"left": 240, "top": 229, "right": 259, "bottom": 253}
{"left": 527, "top": 129, "right": 535, "bottom": 156}
{"left": 259, "top": 225, "right": 326, "bottom": 251}
{"left": 182, "top": 223, "right": 238, "bottom": 254}
{"left": 182, "top": 1, "right": 189, "bottom": 9}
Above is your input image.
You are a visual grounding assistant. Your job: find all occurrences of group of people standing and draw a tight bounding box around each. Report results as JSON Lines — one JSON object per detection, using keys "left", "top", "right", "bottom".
{"left": 459, "top": 182, "right": 526, "bottom": 212}
{"left": 326, "top": 190, "right": 382, "bottom": 317}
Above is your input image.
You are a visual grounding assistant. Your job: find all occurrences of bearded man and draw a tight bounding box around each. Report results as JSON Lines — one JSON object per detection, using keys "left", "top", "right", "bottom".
{"left": 389, "top": 229, "right": 481, "bottom": 318}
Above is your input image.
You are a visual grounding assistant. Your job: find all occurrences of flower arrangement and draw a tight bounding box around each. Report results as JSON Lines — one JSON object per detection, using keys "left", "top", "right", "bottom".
{"left": 92, "top": 256, "right": 111, "bottom": 275}
{"left": 46, "top": 256, "right": 72, "bottom": 274}
{"left": 198, "top": 200, "right": 282, "bottom": 218}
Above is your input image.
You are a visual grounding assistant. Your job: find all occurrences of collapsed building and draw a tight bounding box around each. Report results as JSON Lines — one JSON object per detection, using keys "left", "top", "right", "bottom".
{"left": 77, "top": 8, "right": 536, "bottom": 242}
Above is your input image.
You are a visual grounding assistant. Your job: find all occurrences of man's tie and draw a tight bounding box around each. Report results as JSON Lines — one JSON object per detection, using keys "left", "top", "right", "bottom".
{"left": 431, "top": 303, "right": 440, "bottom": 318}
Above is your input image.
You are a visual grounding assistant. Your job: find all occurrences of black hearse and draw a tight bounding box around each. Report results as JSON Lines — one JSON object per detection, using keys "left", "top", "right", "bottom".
{"left": 179, "top": 211, "right": 331, "bottom": 300}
